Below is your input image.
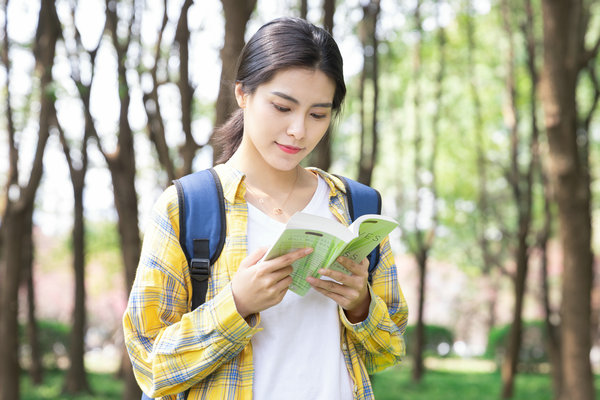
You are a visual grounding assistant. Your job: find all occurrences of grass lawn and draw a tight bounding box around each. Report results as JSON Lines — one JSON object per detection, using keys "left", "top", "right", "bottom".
{"left": 372, "top": 364, "right": 600, "bottom": 400}
{"left": 21, "top": 363, "right": 600, "bottom": 399}
{"left": 21, "top": 369, "right": 123, "bottom": 400}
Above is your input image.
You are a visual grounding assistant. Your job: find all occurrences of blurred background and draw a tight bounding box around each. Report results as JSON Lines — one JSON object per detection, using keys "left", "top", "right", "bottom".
{"left": 0, "top": 0, "right": 599, "bottom": 399}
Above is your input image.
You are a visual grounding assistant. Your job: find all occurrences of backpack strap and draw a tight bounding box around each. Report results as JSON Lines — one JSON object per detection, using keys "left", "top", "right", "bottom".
{"left": 173, "top": 168, "right": 226, "bottom": 310}
{"left": 334, "top": 175, "right": 382, "bottom": 283}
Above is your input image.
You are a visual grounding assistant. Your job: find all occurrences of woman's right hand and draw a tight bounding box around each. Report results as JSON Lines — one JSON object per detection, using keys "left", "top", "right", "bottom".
{"left": 231, "top": 247, "right": 313, "bottom": 318}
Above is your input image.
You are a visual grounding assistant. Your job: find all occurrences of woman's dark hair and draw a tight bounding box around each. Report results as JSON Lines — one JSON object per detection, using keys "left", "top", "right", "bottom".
{"left": 213, "top": 17, "right": 346, "bottom": 164}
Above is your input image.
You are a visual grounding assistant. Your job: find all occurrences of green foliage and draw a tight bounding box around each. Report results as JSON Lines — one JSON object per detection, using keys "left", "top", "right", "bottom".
{"left": 405, "top": 324, "right": 455, "bottom": 357}
{"left": 19, "top": 363, "right": 600, "bottom": 400}
{"left": 19, "top": 320, "right": 69, "bottom": 368}
{"left": 484, "top": 321, "right": 548, "bottom": 370}
{"left": 372, "top": 365, "right": 600, "bottom": 400}
{"left": 84, "top": 221, "right": 123, "bottom": 275}
{"left": 21, "top": 369, "right": 122, "bottom": 399}
{"left": 44, "top": 220, "right": 122, "bottom": 273}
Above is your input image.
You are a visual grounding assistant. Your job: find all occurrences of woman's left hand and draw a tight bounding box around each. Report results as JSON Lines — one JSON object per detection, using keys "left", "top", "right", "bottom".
{"left": 306, "top": 256, "right": 371, "bottom": 323}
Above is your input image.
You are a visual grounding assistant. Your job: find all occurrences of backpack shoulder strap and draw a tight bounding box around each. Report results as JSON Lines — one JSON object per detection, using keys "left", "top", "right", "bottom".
{"left": 333, "top": 175, "right": 382, "bottom": 281}
{"left": 173, "top": 168, "right": 226, "bottom": 310}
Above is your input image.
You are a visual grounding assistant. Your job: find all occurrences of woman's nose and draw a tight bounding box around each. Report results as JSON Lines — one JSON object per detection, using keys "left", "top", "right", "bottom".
{"left": 286, "top": 114, "right": 306, "bottom": 139}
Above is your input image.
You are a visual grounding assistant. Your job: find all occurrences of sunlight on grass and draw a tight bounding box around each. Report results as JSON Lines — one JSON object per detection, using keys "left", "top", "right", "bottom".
{"left": 372, "top": 360, "right": 600, "bottom": 400}
{"left": 20, "top": 359, "right": 600, "bottom": 400}
{"left": 21, "top": 369, "right": 122, "bottom": 400}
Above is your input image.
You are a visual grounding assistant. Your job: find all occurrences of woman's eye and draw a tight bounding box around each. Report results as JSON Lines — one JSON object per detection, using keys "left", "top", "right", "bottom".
{"left": 311, "top": 113, "right": 327, "bottom": 120}
{"left": 273, "top": 103, "right": 290, "bottom": 112}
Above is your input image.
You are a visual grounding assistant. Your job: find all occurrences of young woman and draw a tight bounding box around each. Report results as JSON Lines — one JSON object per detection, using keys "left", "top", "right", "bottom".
{"left": 124, "top": 17, "right": 407, "bottom": 400}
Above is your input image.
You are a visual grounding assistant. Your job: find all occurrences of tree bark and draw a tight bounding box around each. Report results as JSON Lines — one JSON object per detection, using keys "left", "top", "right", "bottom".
{"left": 500, "top": 0, "right": 535, "bottom": 396}
{"left": 307, "top": 0, "right": 337, "bottom": 170}
{"left": 104, "top": 1, "right": 143, "bottom": 398}
{"left": 63, "top": 176, "right": 91, "bottom": 394}
{"left": 300, "top": 0, "right": 308, "bottom": 19}
{"left": 356, "top": 0, "right": 380, "bottom": 186}
{"left": 175, "top": 0, "right": 199, "bottom": 177}
{"left": 540, "top": 1, "right": 596, "bottom": 399}
{"left": 55, "top": 78, "right": 92, "bottom": 393}
{"left": 538, "top": 164, "right": 562, "bottom": 398}
{"left": 24, "top": 204, "right": 42, "bottom": 385}
{"left": 323, "top": 0, "right": 335, "bottom": 33}
{"left": 466, "top": 0, "right": 498, "bottom": 340}
{"left": 412, "top": 247, "right": 427, "bottom": 382}
{"left": 0, "top": 1, "right": 59, "bottom": 398}
{"left": 211, "top": 0, "right": 257, "bottom": 163}
{"left": 409, "top": 0, "right": 424, "bottom": 382}
{"left": 522, "top": 0, "right": 562, "bottom": 396}
{"left": 143, "top": 1, "right": 175, "bottom": 182}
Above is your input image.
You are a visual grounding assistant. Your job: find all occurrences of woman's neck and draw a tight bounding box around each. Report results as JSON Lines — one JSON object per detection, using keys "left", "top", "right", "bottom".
{"left": 227, "top": 151, "right": 299, "bottom": 195}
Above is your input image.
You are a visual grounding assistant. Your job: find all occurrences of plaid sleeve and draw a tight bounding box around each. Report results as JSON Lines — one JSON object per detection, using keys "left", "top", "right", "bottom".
{"left": 122, "top": 186, "right": 259, "bottom": 398}
{"left": 339, "top": 236, "right": 408, "bottom": 373}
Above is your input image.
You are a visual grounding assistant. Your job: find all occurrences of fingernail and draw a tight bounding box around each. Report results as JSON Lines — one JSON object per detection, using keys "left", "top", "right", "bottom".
{"left": 304, "top": 248, "right": 313, "bottom": 255}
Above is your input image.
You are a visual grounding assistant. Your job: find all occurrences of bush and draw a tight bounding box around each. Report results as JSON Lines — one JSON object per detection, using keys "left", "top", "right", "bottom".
{"left": 19, "top": 319, "right": 70, "bottom": 367}
{"left": 405, "top": 324, "right": 455, "bottom": 357}
{"left": 485, "top": 320, "right": 548, "bottom": 370}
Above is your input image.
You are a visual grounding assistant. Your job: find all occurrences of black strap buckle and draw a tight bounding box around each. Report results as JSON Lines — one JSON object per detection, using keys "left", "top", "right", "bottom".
{"left": 190, "top": 258, "right": 210, "bottom": 282}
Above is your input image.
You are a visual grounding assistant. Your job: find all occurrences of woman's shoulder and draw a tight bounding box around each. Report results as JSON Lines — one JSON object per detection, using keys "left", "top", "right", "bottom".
{"left": 150, "top": 185, "right": 180, "bottom": 222}
{"left": 306, "top": 167, "right": 346, "bottom": 193}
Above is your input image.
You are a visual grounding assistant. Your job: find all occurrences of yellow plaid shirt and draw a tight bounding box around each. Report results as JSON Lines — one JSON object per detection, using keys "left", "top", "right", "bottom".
{"left": 123, "top": 163, "right": 408, "bottom": 399}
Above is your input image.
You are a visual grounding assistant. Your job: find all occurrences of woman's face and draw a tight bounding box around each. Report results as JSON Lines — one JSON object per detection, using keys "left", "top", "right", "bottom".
{"left": 235, "top": 67, "right": 336, "bottom": 172}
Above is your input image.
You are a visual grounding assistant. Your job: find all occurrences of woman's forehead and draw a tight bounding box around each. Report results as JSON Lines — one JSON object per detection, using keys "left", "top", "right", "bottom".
{"left": 256, "top": 68, "right": 336, "bottom": 104}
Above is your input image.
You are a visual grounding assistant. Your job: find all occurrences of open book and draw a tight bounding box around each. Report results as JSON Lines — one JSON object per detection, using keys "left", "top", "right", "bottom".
{"left": 262, "top": 212, "right": 399, "bottom": 296}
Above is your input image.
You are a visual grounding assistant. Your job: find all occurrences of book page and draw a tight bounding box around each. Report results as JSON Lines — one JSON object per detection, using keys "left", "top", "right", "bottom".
{"left": 262, "top": 228, "right": 347, "bottom": 296}
{"left": 328, "top": 217, "right": 398, "bottom": 274}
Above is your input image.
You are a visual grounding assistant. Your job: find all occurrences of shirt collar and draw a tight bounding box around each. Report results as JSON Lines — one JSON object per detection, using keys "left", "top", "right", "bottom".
{"left": 307, "top": 167, "right": 347, "bottom": 195}
{"left": 212, "top": 163, "right": 348, "bottom": 206}
{"left": 213, "top": 163, "right": 246, "bottom": 204}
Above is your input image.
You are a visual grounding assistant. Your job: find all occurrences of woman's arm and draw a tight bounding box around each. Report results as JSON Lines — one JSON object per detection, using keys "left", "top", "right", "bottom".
{"left": 122, "top": 187, "right": 258, "bottom": 398}
{"left": 338, "top": 237, "right": 409, "bottom": 373}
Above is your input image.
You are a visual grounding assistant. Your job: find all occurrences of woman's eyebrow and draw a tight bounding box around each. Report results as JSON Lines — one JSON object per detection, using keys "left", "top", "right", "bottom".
{"left": 271, "top": 91, "right": 333, "bottom": 108}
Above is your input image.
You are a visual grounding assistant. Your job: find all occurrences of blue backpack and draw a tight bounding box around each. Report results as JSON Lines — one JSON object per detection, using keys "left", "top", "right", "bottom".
{"left": 141, "top": 168, "right": 382, "bottom": 400}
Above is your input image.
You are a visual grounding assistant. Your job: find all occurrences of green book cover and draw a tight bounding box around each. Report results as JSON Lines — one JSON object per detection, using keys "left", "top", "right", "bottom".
{"left": 262, "top": 212, "right": 399, "bottom": 296}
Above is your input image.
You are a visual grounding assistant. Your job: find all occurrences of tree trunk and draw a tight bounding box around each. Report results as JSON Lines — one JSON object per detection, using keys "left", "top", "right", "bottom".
{"left": 323, "top": 0, "right": 335, "bottom": 33}
{"left": 522, "top": 0, "right": 563, "bottom": 397}
{"left": 105, "top": 1, "right": 143, "bottom": 398}
{"left": 409, "top": 0, "right": 429, "bottom": 383}
{"left": 60, "top": 8, "right": 104, "bottom": 392}
{"left": 412, "top": 249, "right": 427, "bottom": 382}
{"left": 501, "top": 236, "right": 529, "bottom": 399}
{"left": 24, "top": 204, "right": 42, "bottom": 385}
{"left": 0, "top": 1, "right": 59, "bottom": 398}
{"left": 538, "top": 169, "right": 562, "bottom": 398}
{"left": 540, "top": 1, "right": 595, "bottom": 399}
{"left": 307, "top": 0, "right": 335, "bottom": 170}
{"left": 212, "top": 0, "right": 257, "bottom": 163}
{"left": 300, "top": 0, "right": 308, "bottom": 19}
{"left": 500, "top": 1, "right": 535, "bottom": 396}
{"left": 175, "top": 0, "right": 199, "bottom": 177}
{"left": 57, "top": 108, "right": 91, "bottom": 394}
{"left": 63, "top": 179, "right": 91, "bottom": 394}
{"left": 466, "top": 0, "right": 498, "bottom": 341}
{"left": 356, "top": 0, "right": 380, "bottom": 186}
{"left": 0, "top": 210, "right": 26, "bottom": 400}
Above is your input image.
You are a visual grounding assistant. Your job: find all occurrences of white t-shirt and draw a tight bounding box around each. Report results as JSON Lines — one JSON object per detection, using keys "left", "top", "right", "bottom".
{"left": 247, "top": 176, "right": 354, "bottom": 400}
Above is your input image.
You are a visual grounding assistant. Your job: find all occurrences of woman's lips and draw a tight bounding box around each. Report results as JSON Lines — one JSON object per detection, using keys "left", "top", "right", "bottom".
{"left": 277, "top": 143, "right": 302, "bottom": 154}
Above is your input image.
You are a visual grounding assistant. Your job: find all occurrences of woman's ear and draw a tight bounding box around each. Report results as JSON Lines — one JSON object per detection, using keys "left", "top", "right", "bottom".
{"left": 235, "top": 82, "right": 246, "bottom": 108}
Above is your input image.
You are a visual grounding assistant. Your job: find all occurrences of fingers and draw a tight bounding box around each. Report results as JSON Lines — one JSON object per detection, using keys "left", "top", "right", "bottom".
{"left": 306, "top": 256, "right": 370, "bottom": 313}
{"left": 239, "top": 247, "right": 269, "bottom": 269}
{"left": 261, "top": 247, "right": 313, "bottom": 273}
{"left": 335, "top": 256, "right": 369, "bottom": 277}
